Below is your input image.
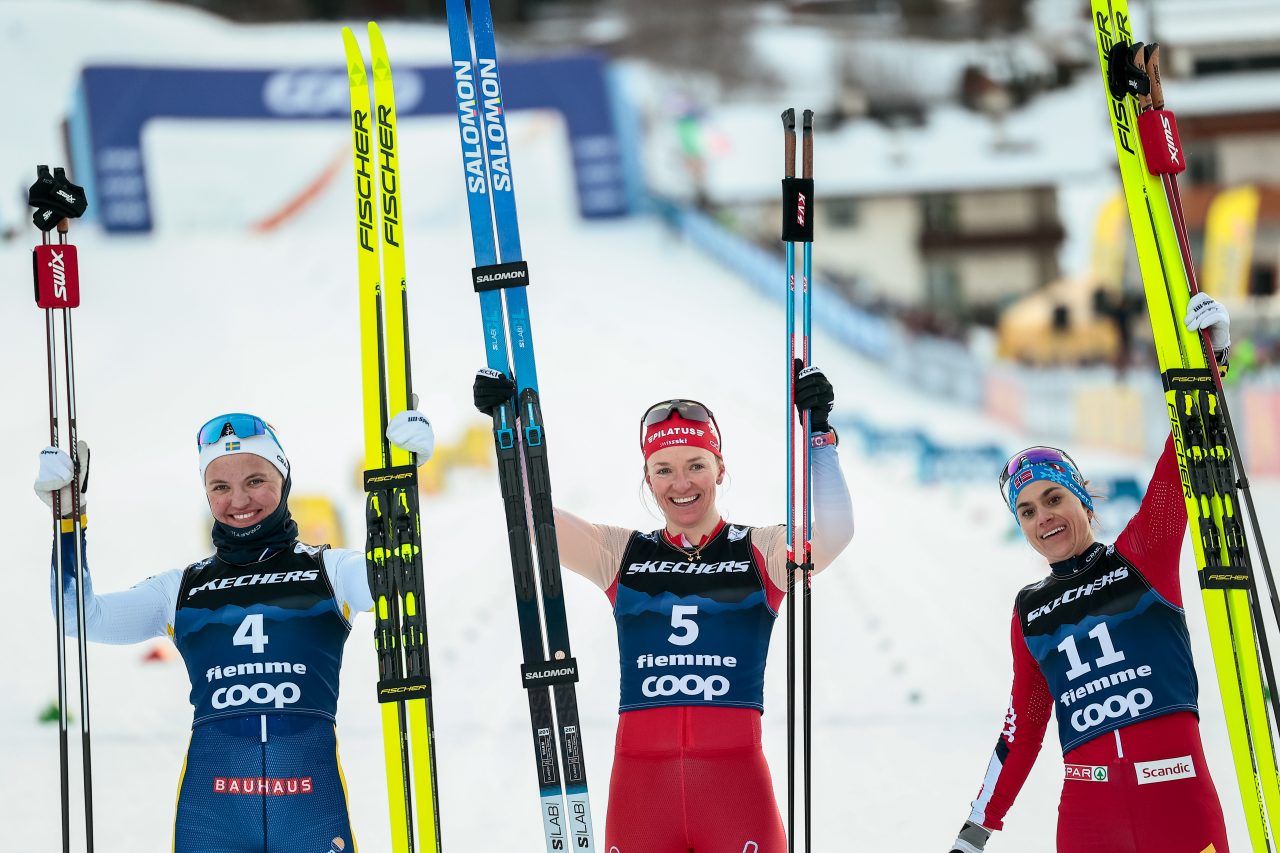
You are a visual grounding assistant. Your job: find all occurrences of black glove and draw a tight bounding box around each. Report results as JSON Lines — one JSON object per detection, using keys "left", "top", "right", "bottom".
{"left": 793, "top": 359, "right": 834, "bottom": 433}
{"left": 950, "top": 820, "right": 992, "bottom": 853}
{"left": 473, "top": 368, "right": 517, "bottom": 415}
{"left": 28, "top": 166, "right": 88, "bottom": 231}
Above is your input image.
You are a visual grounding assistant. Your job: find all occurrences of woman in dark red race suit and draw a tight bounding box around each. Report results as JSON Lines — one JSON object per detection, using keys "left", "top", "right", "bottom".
{"left": 474, "top": 368, "right": 854, "bottom": 852}
{"left": 948, "top": 294, "right": 1235, "bottom": 853}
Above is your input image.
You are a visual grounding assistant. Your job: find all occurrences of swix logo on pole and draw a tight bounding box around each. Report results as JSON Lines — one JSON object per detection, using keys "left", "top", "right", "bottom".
{"left": 1162, "top": 116, "right": 1180, "bottom": 166}
{"left": 34, "top": 244, "right": 80, "bottom": 309}
{"left": 454, "top": 61, "right": 488, "bottom": 195}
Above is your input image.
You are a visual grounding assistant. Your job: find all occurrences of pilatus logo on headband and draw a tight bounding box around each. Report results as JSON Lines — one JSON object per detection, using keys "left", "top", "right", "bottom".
{"left": 647, "top": 426, "right": 707, "bottom": 444}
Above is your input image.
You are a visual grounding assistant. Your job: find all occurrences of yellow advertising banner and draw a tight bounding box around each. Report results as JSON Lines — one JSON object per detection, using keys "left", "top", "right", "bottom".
{"left": 1091, "top": 192, "right": 1128, "bottom": 291}
{"left": 1202, "top": 185, "right": 1261, "bottom": 300}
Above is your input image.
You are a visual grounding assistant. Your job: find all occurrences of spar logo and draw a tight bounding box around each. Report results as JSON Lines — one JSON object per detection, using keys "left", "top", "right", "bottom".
{"left": 1136, "top": 755, "right": 1196, "bottom": 785}
{"left": 1064, "top": 764, "right": 1108, "bottom": 782}
{"left": 642, "top": 673, "right": 729, "bottom": 701}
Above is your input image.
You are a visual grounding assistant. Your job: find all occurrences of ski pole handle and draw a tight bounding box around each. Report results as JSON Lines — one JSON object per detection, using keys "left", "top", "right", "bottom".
{"left": 782, "top": 108, "right": 796, "bottom": 179}
{"left": 802, "top": 109, "right": 814, "bottom": 181}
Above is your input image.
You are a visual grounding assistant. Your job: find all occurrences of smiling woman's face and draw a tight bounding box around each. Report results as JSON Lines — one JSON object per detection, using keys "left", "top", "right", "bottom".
{"left": 203, "top": 454, "right": 284, "bottom": 528}
{"left": 644, "top": 447, "right": 723, "bottom": 535}
{"left": 1014, "top": 479, "right": 1095, "bottom": 563}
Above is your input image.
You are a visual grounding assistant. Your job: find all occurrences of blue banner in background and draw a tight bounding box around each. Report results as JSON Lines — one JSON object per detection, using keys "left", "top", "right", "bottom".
{"left": 71, "top": 55, "right": 629, "bottom": 233}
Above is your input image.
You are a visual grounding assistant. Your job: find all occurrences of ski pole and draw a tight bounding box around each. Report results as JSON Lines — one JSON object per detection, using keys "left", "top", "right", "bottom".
{"left": 800, "top": 108, "right": 815, "bottom": 853}
{"left": 1140, "top": 44, "right": 1280, "bottom": 750}
{"left": 30, "top": 165, "right": 93, "bottom": 852}
{"left": 781, "top": 108, "right": 798, "bottom": 853}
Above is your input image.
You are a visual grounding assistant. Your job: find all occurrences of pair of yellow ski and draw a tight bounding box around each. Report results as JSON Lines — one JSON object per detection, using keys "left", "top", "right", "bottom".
{"left": 1092, "top": 2, "right": 1280, "bottom": 850}
{"left": 343, "top": 23, "right": 443, "bottom": 853}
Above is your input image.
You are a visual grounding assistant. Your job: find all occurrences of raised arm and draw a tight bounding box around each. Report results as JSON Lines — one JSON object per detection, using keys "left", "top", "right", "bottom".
{"left": 553, "top": 508, "right": 634, "bottom": 593}
{"left": 759, "top": 443, "right": 855, "bottom": 590}
{"left": 50, "top": 526, "right": 179, "bottom": 644}
{"left": 1113, "top": 435, "right": 1186, "bottom": 604}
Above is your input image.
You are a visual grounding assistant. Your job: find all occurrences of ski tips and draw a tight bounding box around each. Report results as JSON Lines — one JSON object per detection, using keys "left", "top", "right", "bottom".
{"left": 368, "top": 22, "right": 393, "bottom": 82}
{"left": 341, "top": 28, "right": 367, "bottom": 87}
{"left": 782, "top": 108, "right": 796, "bottom": 131}
{"left": 802, "top": 109, "right": 814, "bottom": 131}
{"left": 368, "top": 20, "right": 386, "bottom": 52}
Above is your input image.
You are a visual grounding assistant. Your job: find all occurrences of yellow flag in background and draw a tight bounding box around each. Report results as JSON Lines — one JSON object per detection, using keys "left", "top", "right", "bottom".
{"left": 1202, "top": 185, "right": 1261, "bottom": 300}
{"left": 1091, "top": 192, "right": 1128, "bottom": 291}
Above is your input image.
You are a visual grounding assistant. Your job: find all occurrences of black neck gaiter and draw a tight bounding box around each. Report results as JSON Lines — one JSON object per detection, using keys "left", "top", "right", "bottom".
{"left": 211, "top": 474, "right": 299, "bottom": 566}
{"left": 1050, "top": 540, "right": 1107, "bottom": 579}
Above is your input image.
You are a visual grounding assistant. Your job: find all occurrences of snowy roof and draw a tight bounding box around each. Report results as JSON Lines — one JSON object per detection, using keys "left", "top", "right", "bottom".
{"left": 1143, "top": 0, "right": 1280, "bottom": 48}
{"left": 1160, "top": 71, "right": 1280, "bottom": 116}
{"left": 643, "top": 79, "right": 1113, "bottom": 204}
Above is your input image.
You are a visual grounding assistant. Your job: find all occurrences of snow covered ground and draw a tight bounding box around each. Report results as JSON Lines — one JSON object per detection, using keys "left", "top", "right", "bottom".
{"left": 1, "top": 2, "right": 1277, "bottom": 851}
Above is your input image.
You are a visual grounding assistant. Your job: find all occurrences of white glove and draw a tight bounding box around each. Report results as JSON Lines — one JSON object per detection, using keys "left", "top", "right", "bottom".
{"left": 34, "top": 441, "right": 89, "bottom": 516}
{"left": 950, "top": 820, "right": 992, "bottom": 853}
{"left": 387, "top": 410, "right": 435, "bottom": 464}
{"left": 1184, "top": 292, "right": 1231, "bottom": 358}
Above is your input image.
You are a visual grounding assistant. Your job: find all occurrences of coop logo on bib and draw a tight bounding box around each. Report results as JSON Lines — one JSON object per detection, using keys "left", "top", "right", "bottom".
{"left": 1069, "top": 687, "right": 1153, "bottom": 733}
{"left": 211, "top": 681, "right": 301, "bottom": 710}
{"left": 641, "top": 673, "right": 730, "bottom": 701}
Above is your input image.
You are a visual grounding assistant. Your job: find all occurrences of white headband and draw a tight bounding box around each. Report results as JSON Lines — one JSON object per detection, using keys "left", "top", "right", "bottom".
{"left": 199, "top": 432, "right": 290, "bottom": 481}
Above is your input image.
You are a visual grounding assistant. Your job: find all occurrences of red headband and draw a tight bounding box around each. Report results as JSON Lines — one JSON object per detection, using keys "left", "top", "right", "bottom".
{"left": 642, "top": 413, "right": 722, "bottom": 461}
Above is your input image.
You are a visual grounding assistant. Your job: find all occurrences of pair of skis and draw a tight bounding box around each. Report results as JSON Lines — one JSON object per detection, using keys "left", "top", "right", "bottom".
{"left": 782, "top": 109, "right": 816, "bottom": 853}
{"left": 1093, "top": 4, "right": 1280, "bottom": 851}
{"left": 343, "top": 24, "right": 443, "bottom": 853}
{"left": 30, "top": 166, "right": 94, "bottom": 853}
{"left": 444, "top": 0, "right": 596, "bottom": 850}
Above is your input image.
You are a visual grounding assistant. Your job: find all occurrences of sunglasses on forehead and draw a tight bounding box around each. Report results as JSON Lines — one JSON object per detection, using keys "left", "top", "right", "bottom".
{"left": 196, "top": 413, "right": 280, "bottom": 450}
{"left": 998, "top": 445, "right": 1085, "bottom": 506}
{"left": 639, "top": 399, "right": 721, "bottom": 450}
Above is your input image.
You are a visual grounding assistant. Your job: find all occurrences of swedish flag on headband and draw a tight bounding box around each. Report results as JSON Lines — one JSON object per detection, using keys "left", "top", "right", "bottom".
{"left": 225, "top": 441, "right": 241, "bottom": 451}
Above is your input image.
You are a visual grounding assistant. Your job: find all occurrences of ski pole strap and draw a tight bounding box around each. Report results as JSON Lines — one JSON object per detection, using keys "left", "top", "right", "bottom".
{"left": 378, "top": 675, "right": 431, "bottom": 703}
{"left": 472, "top": 261, "right": 530, "bottom": 292}
{"left": 786, "top": 559, "right": 814, "bottom": 574}
{"left": 809, "top": 429, "right": 838, "bottom": 449}
{"left": 1106, "top": 41, "right": 1150, "bottom": 99}
{"left": 781, "top": 178, "right": 815, "bottom": 243}
{"left": 521, "top": 658, "right": 580, "bottom": 688}
{"left": 363, "top": 464, "right": 418, "bottom": 492}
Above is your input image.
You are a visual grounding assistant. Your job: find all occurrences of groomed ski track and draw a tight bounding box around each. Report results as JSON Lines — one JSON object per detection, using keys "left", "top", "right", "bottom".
{"left": 0, "top": 5, "right": 1273, "bottom": 851}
